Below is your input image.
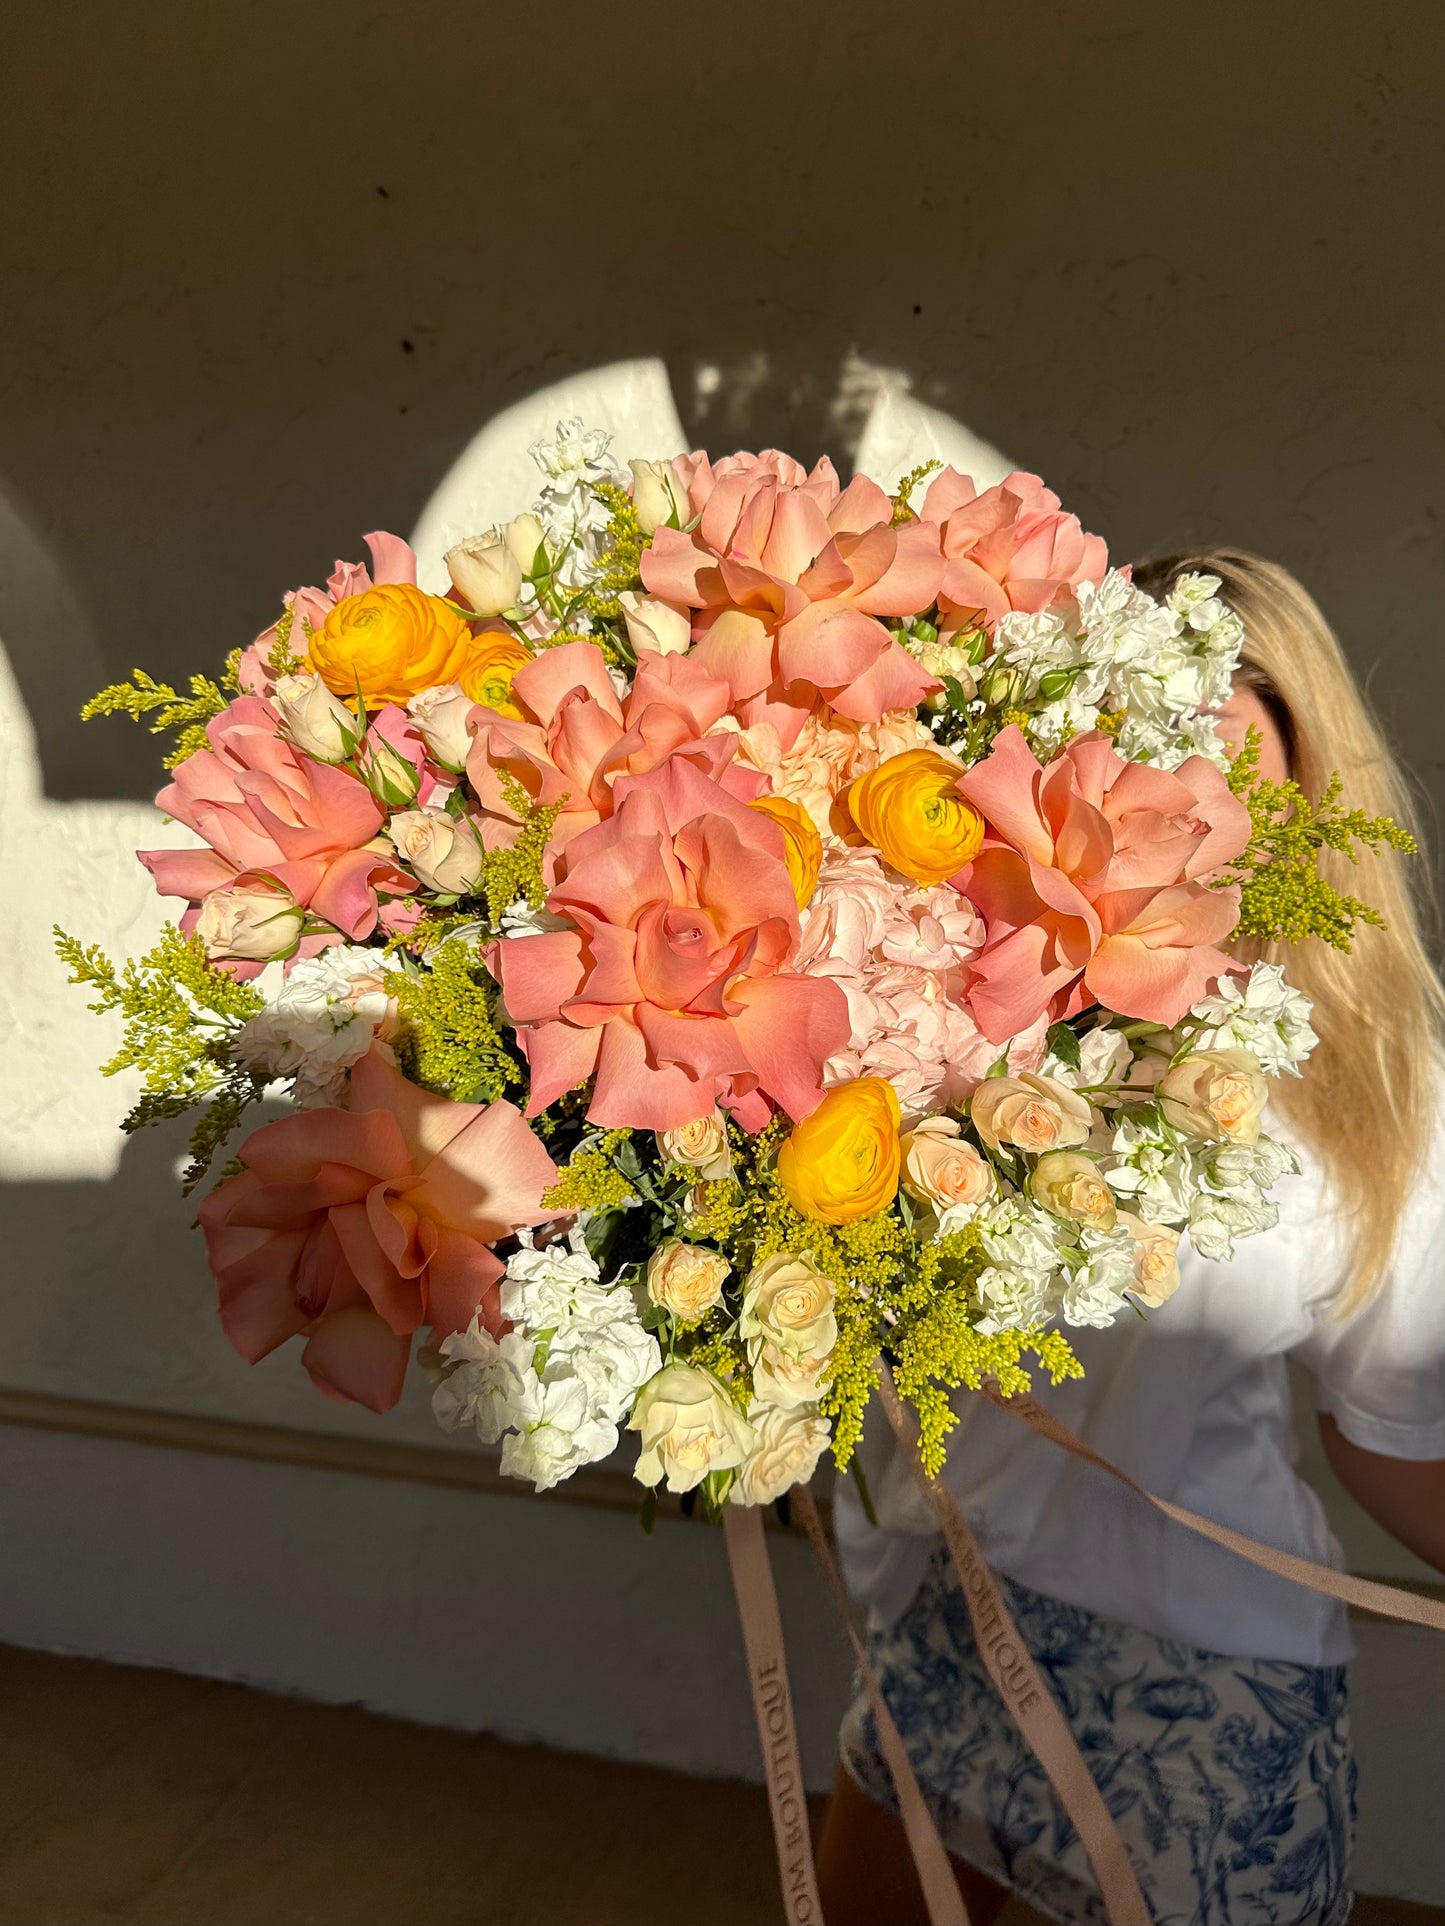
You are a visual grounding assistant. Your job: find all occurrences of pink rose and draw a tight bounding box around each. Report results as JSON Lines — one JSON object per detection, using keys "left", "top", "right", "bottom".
{"left": 466, "top": 642, "right": 765, "bottom": 878}
{"left": 641, "top": 450, "right": 943, "bottom": 724}
{"left": 919, "top": 468, "right": 1107, "bottom": 635}
{"left": 139, "top": 695, "right": 411, "bottom": 975}
{"left": 490, "top": 756, "right": 850, "bottom": 1133}
{"left": 198, "top": 1051, "right": 559, "bottom": 1413}
{"left": 955, "top": 725, "right": 1252, "bottom": 1040}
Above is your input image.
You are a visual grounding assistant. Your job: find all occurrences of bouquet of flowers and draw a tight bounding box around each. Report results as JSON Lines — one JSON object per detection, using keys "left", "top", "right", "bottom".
{"left": 62, "top": 428, "right": 1408, "bottom": 1514}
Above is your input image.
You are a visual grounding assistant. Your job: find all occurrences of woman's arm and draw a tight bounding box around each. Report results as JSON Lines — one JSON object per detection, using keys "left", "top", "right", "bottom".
{"left": 1317, "top": 1412, "right": 1445, "bottom": 1574}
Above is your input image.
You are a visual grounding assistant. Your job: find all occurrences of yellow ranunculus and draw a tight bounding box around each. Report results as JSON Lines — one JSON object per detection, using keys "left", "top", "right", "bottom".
{"left": 777, "top": 1077, "right": 902, "bottom": 1225}
{"left": 845, "top": 747, "right": 984, "bottom": 886}
{"left": 458, "top": 630, "right": 533, "bottom": 718}
{"left": 307, "top": 583, "right": 477, "bottom": 707}
{"left": 749, "top": 793, "right": 823, "bottom": 908}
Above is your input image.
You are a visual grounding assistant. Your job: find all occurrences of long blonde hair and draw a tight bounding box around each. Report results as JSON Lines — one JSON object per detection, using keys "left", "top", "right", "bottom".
{"left": 1134, "top": 548, "right": 1445, "bottom": 1311}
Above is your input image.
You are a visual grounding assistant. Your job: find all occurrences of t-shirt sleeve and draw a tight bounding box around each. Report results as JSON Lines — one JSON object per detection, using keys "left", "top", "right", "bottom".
{"left": 1293, "top": 1126, "right": 1445, "bottom": 1461}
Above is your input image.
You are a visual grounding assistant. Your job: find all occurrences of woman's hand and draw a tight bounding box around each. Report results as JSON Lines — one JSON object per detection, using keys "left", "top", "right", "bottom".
{"left": 1317, "top": 1413, "right": 1445, "bottom": 1573}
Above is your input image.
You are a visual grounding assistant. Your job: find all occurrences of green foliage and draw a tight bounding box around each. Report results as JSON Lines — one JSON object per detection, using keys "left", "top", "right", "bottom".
{"left": 384, "top": 941, "right": 520, "bottom": 1105}
{"left": 81, "top": 653, "right": 243, "bottom": 770}
{"left": 54, "top": 923, "right": 265, "bottom": 1188}
{"left": 1221, "top": 728, "right": 1416, "bottom": 950}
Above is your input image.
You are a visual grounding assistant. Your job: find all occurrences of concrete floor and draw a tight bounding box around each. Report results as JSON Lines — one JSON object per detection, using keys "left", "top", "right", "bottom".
{"left": 0, "top": 1645, "right": 1436, "bottom": 1926}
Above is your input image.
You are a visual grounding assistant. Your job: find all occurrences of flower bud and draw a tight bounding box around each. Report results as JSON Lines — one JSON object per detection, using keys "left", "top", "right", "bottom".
{"left": 1118, "top": 1211, "right": 1183, "bottom": 1307}
{"left": 499, "top": 513, "right": 547, "bottom": 575}
{"left": 195, "top": 883, "right": 304, "bottom": 963}
{"left": 361, "top": 736, "right": 422, "bottom": 808}
{"left": 646, "top": 1241, "right": 730, "bottom": 1322}
{"left": 1158, "top": 1049, "right": 1266, "bottom": 1145}
{"left": 389, "top": 808, "right": 485, "bottom": 895}
{"left": 444, "top": 534, "right": 523, "bottom": 617}
{"left": 618, "top": 590, "right": 691, "bottom": 657}
{"left": 628, "top": 457, "right": 692, "bottom": 535}
{"left": 406, "top": 683, "right": 475, "bottom": 772}
{"left": 899, "top": 1116, "right": 994, "bottom": 1213}
{"left": 273, "top": 672, "right": 360, "bottom": 763}
{"left": 1032, "top": 1150, "right": 1117, "bottom": 1231}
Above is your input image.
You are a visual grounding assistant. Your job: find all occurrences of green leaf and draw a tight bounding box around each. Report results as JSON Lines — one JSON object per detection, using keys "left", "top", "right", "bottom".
{"left": 1045, "top": 1022, "right": 1082, "bottom": 1072}
{"left": 638, "top": 1486, "right": 658, "bottom": 1536}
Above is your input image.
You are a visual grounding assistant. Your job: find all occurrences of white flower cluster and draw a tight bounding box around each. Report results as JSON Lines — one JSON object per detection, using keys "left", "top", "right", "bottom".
{"left": 231, "top": 946, "right": 400, "bottom": 1106}
{"left": 971, "top": 1196, "right": 1141, "bottom": 1335}
{"left": 433, "top": 1232, "right": 660, "bottom": 1492}
{"left": 1105, "top": 1110, "right": 1300, "bottom": 1264}
{"left": 527, "top": 417, "right": 624, "bottom": 597}
{"left": 1186, "top": 962, "right": 1317, "bottom": 1078}
{"left": 994, "top": 569, "right": 1245, "bottom": 769}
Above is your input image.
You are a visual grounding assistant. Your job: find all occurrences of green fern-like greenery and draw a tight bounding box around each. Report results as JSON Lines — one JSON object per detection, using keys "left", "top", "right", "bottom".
{"left": 384, "top": 941, "right": 520, "bottom": 1105}
{"left": 81, "top": 650, "right": 244, "bottom": 770}
{"left": 54, "top": 923, "right": 266, "bottom": 1189}
{"left": 1221, "top": 729, "right": 1416, "bottom": 950}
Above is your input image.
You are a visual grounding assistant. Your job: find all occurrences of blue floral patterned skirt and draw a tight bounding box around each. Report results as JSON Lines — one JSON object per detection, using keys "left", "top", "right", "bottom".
{"left": 840, "top": 1548, "right": 1356, "bottom": 1925}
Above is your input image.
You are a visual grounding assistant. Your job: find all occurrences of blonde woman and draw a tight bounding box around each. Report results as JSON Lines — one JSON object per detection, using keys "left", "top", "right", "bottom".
{"left": 818, "top": 550, "right": 1445, "bottom": 1926}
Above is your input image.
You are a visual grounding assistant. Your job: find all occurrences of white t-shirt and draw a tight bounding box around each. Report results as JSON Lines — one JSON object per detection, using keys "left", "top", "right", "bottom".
{"left": 835, "top": 1119, "right": 1445, "bottom": 1666}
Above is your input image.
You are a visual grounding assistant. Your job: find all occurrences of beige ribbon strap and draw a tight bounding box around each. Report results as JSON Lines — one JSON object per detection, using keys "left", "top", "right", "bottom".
{"left": 878, "top": 1368, "right": 1152, "bottom": 1925}
{"left": 792, "top": 1484, "right": 972, "bottom": 1926}
{"left": 722, "top": 1503, "right": 824, "bottom": 1925}
{"left": 981, "top": 1386, "right": 1445, "bottom": 1633}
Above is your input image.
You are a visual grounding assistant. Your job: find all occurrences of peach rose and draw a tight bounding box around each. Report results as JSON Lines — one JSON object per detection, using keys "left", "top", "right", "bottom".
{"left": 899, "top": 1116, "right": 994, "bottom": 1213}
{"left": 1158, "top": 1049, "right": 1266, "bottom": 1145}
{"left": 1031, "top": 1151, "right": 1117, "bottom": 1231}
{"left": 970, "top": 1072, "right": 1092, "bottom": 1155}
{"left": 657, "top": 1111, "right": 733, "bottom": 1181}
{"left": 1118, "top": 1211, "right": 1183, "bottom": 1306}
{"left": 646, "top": 1241, "right": 730, "bottom": 1322}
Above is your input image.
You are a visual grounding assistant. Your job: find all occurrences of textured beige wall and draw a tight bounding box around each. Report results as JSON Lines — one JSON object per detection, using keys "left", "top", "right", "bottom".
{"left": 2, "top": 0, "right": 1443, "bottom": 823}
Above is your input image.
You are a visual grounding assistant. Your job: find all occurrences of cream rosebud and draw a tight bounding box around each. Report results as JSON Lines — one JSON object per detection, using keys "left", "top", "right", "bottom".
{"left": 360, "top": 736, "right": 422, "bottom": 808}
{"left": 444, "top": 534, "right": 523, "bottom": 616}
{"left": 407, "top": 683, "right": 475, "bottom": 772}
{"left": 1158, "top": 1049, "right": 1267, "bottom": 1145}
{"left": 195, "top": 883, "right": 304, "bottom": 963}
{"left": 899, "top": 1116, "right": 994, "bottom": 1213}
{"left": 273, "top": 672, "right": 359, "bottom": 763}
{"left": 628, "top": 1363, "right": 755, "bottom": 1493}
{"left": 750, "top": 1340, "right": 831, "bottom": 1412}
{"left": 970, "top": 1072, "right": 1093, "bottom": 1155}
{"left": 731, "top": 1402, "right": 831, "bottom": 1507}
{"left": 389, "top": 808, "right": 485, "bottom": 895}
{"left": 1117, "top": 1211, "right": 1183, "bottom": 1307}
{"left": 618, "top": 590, "right": 691, "bottom": 658}
{"left": 739, "top": 1252, "right": 837, "bottom": 1360}
{"left": 628, "top": 457, "right": 692, "bottom": 535}
{"left": 657, "top": 1110, "right": 732, "bottom": 1181}
{"left": 1031, "top": 1150, "right": 1117, "bottom": 1231}
{"left": 645, "top": 1241, "right": 730, "bottom": 1322}
{"left": 499, "top": 512, "right": 546, "bottom": 575}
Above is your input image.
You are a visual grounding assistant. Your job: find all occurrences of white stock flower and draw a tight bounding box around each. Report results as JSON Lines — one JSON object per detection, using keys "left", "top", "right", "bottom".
{"left": 731, "top": 1403, "right": 831, "bottom": 1507}
{"left": 433, "top": 1326, "right": 536, "bottom": 1444}
{"left": 1188, "top": 963, "right": 1317, "bottom": 1078}
{"left": 1104, "top": 1110, "right": 1199, "bottom": 1224}
{"left": 1059, "top": 1228, "right": 1135, "bottom": 1329}
{"left": 497, "top": 899, "right": 572, "bottom": 940}
{"left": 1043, "top": 1024, "right": 1133, "bottom": 1095}
{"left": 232, "top": 945, "right": 400, "bottom": 1104}
{"left": 499, "top": 1369, "right": 621, "bottom": 1492}
{"left": 971, "top": 1197, "right": 1068, "bottom": 1334}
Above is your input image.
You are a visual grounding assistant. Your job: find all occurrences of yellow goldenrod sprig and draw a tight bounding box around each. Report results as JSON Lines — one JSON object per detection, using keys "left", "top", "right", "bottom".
{"left": 383, "top": 942, "right": 519, "bottom": 1106}
{"left": 81, "top": 653, "right": 243, "bottom": 770}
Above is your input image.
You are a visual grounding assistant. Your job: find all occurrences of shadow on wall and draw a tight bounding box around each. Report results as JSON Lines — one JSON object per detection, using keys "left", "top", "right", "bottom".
{"left": 1, "top": 0, "right": 1443, "bottom": 815}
